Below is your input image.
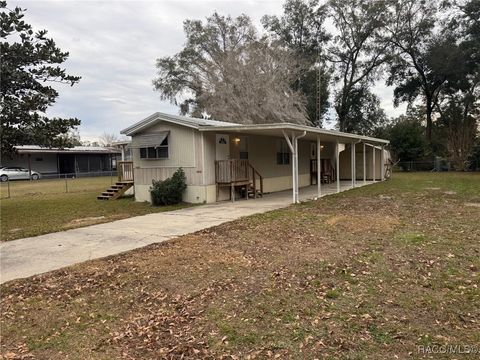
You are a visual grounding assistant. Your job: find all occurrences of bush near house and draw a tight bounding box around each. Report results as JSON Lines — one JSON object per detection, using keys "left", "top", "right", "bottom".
{"left": 150, "top": 168, "right": 187, "bottom": 206}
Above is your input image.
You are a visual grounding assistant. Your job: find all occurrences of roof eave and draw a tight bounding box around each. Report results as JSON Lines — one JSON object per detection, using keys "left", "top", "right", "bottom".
{"left": 121, "top": 112, "right": 201, "bottom": 136}
{"left": 198, "top": 123, "right": 389, "bottom": 145}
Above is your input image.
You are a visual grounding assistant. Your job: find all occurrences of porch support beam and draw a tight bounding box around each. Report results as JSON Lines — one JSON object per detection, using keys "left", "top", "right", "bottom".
{"left": 363, "top": 142, "right": 366, "bottom": 185}
{"left": 283, "top": 130, "right": 297, "bottom": 204}
{"left": 316, "top": 135, "right": 321, "bottom": 198}
{"left": 372, "top": 146, "right": 376, "bottom": 182}
{"left": 380, "top": 145, "right": 385, "bottom": 181}
{"left": 335, "top": 139, "right": 340, "bottom": 193}
{"left": 294, "top": 131, "right": 307, "bottom": 203}
{"left": 282, "top": 130, "right": 296, "bottom": 204}
{"left": 351, "top": 141, "right": 355, "bottom": 188}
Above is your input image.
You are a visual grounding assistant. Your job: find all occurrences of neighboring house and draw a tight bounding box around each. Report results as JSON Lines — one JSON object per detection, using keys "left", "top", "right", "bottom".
{"left": 112, "top": 141, "right": 132, "bottom": 161}
{"left": 121, "top": 112, "right": 390, "bottom": 204}
{"left": 1, "top": 145, "right": 120, "bottom": 178}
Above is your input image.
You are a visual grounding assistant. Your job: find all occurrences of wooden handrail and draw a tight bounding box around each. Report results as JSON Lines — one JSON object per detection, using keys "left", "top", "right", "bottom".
{"left": 215, "top": 159, "right": 250, "bottom": 183}
{"left": 118, "top": 161, "right": 134, "bottom": 182}
{"left": 215, "top": 159, "right": 263, "bottom": 198}
{"left": 249, "top": 163, "right": 263, "bottom": 196}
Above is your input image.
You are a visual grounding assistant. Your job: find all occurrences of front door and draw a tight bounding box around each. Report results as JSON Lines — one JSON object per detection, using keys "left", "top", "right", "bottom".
{"left": 216, "top": 134, "right": 230, "bottom": 160}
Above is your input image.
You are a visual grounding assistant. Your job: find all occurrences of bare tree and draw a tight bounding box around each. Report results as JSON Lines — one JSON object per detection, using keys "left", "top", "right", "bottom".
{"left": 153, "top": 12, "right": 308, "bottom": 124}
{"left": 197, "top": 39, "right": 308, "bottom": 124}
{"left": 98, "top": 132, "right": 118, "bottom": 147}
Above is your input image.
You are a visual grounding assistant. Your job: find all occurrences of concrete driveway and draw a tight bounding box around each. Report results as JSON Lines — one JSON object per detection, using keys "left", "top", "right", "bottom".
{"left": 0, "top": 181, "right": 372, "bottom": 283}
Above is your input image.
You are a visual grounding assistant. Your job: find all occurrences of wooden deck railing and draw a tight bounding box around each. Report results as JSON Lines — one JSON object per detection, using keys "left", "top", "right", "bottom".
{"left": 215, "top": 159, "right": 263, "bottom": 199}
{"left": 215, "top": 159, "right": 250, "bottom": 183}
{"left": 118, "top": 161, "right": 134, "bottom": 182}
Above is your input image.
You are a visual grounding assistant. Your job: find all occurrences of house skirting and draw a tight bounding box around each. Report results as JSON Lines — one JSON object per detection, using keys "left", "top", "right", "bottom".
{"left": 134, "top": 173, "right": 311, "bottom": 204}
{"left": 135, "top": 184, "right": 217, "bottom": 204}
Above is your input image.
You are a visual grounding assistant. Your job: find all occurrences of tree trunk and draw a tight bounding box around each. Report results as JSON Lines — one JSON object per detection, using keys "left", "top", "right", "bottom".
{"left": 426, "top": 100, "right": 433, "bottom": 145}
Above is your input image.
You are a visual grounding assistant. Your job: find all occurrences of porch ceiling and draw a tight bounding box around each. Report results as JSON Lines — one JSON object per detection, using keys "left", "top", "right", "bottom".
{"left": 198, "top": 123, "right": 388, "bottom": 145}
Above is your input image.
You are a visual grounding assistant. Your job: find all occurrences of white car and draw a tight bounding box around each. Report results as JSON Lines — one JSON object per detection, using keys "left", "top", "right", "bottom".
{"left": 0, "top": 167, "right": 41, "bottom": 181}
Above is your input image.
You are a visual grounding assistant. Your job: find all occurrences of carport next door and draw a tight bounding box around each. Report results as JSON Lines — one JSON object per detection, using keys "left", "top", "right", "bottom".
{"left": 58, "top": 154, "right": 75, "bottom": 175}
{"left": 215, "top": 134, "right": 230, "bottom": 160}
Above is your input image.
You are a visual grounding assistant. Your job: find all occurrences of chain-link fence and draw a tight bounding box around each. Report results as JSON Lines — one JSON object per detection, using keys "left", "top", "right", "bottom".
{"left": 395, "top": 160, "right": 480, "bottom": 172}
{"left": 0, "top": 171, "right": 119, "bottom": 199}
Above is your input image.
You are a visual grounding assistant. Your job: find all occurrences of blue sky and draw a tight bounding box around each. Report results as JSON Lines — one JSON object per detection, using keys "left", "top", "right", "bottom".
{"left": 16, "top": 0, "right": 405, "bottom": 142}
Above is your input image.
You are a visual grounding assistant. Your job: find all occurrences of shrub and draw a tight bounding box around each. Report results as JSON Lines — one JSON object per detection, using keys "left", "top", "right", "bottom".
{"left": 150, "top": 168, "right": 187, "bottom": 206}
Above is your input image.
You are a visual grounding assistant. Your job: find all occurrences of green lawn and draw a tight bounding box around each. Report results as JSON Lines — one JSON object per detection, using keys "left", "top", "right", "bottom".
{"left": 1, "top": 172, "right": 479, "bottom": 359}
{"left": 0, "top": 177, "right": 189, "bottom": 241}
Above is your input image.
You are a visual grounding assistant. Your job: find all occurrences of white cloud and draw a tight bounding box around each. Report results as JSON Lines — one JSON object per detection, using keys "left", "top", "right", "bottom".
{"left": 14, "top": 0, "right": 404, "bottom": 141}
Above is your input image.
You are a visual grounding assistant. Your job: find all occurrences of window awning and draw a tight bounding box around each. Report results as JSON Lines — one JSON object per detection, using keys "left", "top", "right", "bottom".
{"left": 130, "top": 131, "right": 169, "bottom": 148}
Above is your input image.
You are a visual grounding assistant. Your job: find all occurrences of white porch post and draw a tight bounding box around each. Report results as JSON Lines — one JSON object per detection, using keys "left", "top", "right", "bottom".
{"left": 283, "top": 131, "right": 296, "bottom": 203}
{"left": 372, "top": 146, "right": 376, "bottom": 182}
{"left": 380, "top": 145, "right": 385, "bottom": 181}
{"left": 351, "top": 141, "right": 355, "bottom": 188}
{"left": 335, "top": 139, "right": 340, "bottom": 193}
{"left": 363, "top": 142, "right": 366, "bottom": 185}
{"left": 316, "top": 135, "right": 321, "bottom": 198}
{"left": 121, "top": 145, "right": 125, "bottom": 161}
{"left": 294, "top": 131, "right": 306, "bottom": 203}
{"left": 292, "top": 134, "right": 298, "bottom": 204}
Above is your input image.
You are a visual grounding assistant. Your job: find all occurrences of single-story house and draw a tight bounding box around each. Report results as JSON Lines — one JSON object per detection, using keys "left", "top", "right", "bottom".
{"left": 1, "top": 145, "right": 121, "bottom": 178}
{"left": 120, "top": 112, "right": 390, "bottom": 204}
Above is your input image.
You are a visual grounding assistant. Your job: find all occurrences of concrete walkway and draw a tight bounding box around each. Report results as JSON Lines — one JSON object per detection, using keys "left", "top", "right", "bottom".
{"left": 0, "top": 181, "right": 374, "bottom": 283}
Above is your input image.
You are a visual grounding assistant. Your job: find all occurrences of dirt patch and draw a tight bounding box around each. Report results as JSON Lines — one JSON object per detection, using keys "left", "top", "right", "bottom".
{"left": 464, "top": 202, "right": 480, "bottom": 208}
{"left": 7, "top": 228, "right": 22, "bottom": 233}
{"left": 66, "top": 216, "right": 106, "bottom": 226}
{"left": 423, "top": 187, "right": 441, "bottom": 190}
{"left": 325, "top": 214, "right": 400, "bottom": 233}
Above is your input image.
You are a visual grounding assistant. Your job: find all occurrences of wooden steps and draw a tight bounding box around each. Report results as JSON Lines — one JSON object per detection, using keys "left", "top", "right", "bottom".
{"left": 241, "top": 184, "right": 263, "bottom": 199}
{"left": 215, "top": 159, "right": 264, "bottom": 202}
{"left": 97, "top": 181, "right": 133, "bottom": 200}
{"left": 247, "top": 186, "right": 263, "bottom": 198}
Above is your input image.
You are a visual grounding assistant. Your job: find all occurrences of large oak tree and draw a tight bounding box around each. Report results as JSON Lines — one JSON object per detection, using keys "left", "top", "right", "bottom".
{"left": 262, "top": 0, "right": 330, "bottom": 126}
{"left": 327, "top": 0, "right": 390, "bottom": 133}
{"left": 0, "top": 1, "right": 81, "bottom": 158}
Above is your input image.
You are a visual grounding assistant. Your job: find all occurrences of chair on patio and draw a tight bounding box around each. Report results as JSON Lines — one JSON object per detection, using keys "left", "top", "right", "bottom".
{"left": 321, "top": 159, "right": 335, "bottom": 183}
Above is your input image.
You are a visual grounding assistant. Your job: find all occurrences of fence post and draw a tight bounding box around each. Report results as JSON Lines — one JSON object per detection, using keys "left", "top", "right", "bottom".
{"left": 65, "top": 174, "right": 68, "bottom": 193}
{"left": 7, "top": 178, "right": 10, "bottom": 199}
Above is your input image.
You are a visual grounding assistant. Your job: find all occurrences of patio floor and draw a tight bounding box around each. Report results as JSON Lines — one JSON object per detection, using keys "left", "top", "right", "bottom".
{"left": 245, "top": 180, "right": 376, "bottom": 203}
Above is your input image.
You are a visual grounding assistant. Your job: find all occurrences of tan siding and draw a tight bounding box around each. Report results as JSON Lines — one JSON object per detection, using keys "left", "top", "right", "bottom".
{"left": 238, "top": 135, "right": 311, "bottom": 178}
{"left": 132, "top": 122, "right": 206, "bottom": 186}
{"left": 132, "top": 122, "right": 196, "bottom": 168}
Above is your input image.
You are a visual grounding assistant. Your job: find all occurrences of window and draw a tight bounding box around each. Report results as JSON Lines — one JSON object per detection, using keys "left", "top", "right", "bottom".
{"left": 276, "top": 139, "right": 290, "bottom": 165}
{"left": 139, "top": 136, "right": 169, "bottom": 159}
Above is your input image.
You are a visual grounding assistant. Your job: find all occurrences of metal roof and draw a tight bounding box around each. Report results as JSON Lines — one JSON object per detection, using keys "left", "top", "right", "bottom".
{"left": 121, "top": 112, "right": 389, "bottom": 145}
{"left": 15, "top": 145, "right": 121, "bottom": 154}
{"left": 121, "top": 112, "right": 238, "bottom": 135}
{"left": 198, "top": 123, "right": 389, "bottom": 145}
